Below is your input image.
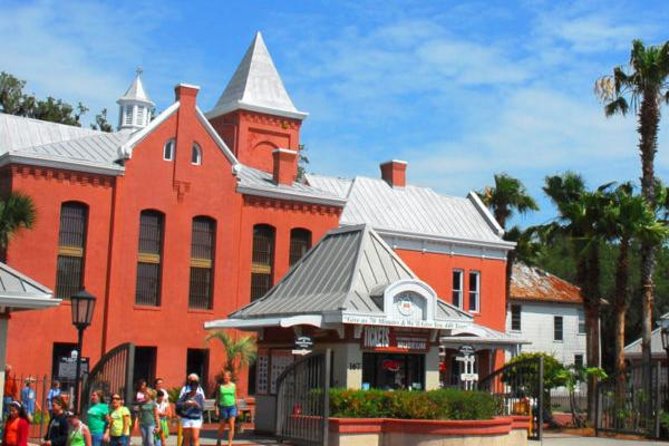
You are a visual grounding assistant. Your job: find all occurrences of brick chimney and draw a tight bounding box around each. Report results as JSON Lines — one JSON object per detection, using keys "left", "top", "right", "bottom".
{"left": 272, "top": 149, "right": 298, "bottom": 185}
{"left": 174, "top": 83, "right": 200, "bottom": 109}
{"left": 380, "top": 160, "right": 407, "bottom": 188}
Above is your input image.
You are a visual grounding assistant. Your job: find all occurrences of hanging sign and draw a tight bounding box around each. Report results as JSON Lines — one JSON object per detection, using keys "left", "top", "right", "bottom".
{"left": 361, "top": 326, "right": 429, "bottom": 352}
{"left": 292, "top": 335, "right": 314, "bottom": 355}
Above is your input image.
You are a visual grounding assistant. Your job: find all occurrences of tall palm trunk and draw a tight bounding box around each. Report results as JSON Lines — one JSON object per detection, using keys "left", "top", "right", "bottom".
{"left": 614, "top": 237, "right": 630, "bottom": 400}
{"left": 578, "top": 244, "right": 601, "bottom": 422}
{"left": 638, "top": 89, "right": 659, "bottom": 369}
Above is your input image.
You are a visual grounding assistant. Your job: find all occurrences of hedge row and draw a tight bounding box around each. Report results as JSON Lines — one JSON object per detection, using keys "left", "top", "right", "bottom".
{"left": 329, "top": 388, "right": 496, "bottom": 420}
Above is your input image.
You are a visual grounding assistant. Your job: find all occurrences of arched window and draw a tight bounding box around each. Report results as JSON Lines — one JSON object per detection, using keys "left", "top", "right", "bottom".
{"left": 55, "top": 202, "right": 88, "bottom": 299}
{"left": 289, "top": 228, "right": 311, "bottom": 266}
{"left": 189, "top": 217, "right": 216, "bottom": 310}
{"left": 191, "top": 143, "right": 202, "bottom": 165}
{"left": 136, "top": 210, "right": 164, "bottom": 306}
{"left": 251, "top": 224, "right": 275, "bottom": 300}
{"left": 163, "top": 139, "right": 175, "bottom": 161}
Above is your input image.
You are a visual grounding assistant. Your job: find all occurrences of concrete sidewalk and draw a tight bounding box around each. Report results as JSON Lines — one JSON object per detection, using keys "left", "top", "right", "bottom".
{"left": 530, "top": 432, "right": 668, "bottom": 445}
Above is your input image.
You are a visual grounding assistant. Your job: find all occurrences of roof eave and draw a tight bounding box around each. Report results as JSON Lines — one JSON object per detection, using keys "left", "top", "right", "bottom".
{"left": 372, "top": 227, "right": 516, "bottom": 251}
{"left": 237, "top": 184, "right": 347, "bottom": 207}
{"left": 205, "top": 101, "right": 308, "bottom": 121}
{"left": 0, "top": 153, "right": 124, "bottom": 176}
{"left": 0, "top": 295, "right": 61, "bottom": 312}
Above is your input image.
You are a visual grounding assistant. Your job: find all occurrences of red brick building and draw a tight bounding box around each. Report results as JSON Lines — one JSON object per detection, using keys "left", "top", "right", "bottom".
{"left": 0, "top": 32, "right": 514, "bottom": 395}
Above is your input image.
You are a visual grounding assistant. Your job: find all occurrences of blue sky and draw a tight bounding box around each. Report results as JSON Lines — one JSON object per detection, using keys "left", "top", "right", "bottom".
{"left": 2, "top": 0, "right": 669, "bottom": 228}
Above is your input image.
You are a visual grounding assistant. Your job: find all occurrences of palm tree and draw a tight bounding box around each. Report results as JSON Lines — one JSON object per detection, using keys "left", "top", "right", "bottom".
{"left": 542, "top": 172, "right": 611, "bottom": 421}
{"left": 206, "top": 330, "right": 257, "bottom": 382}
{"left": 595, "top": 39, "right": 669, "bottom": 367}
{"left": 603, "top": 184, "right": 669, "bottom": 383}
{"left": 478, "top": 173, "right": 539, "bottom": 303}
{"left": 0, "top": 191, "right": 36, "bottom": 259}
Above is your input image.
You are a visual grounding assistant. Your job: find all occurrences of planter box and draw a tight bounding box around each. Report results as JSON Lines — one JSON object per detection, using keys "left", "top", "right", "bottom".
{"left": 329, "top": 416, "right": 530, "bottom": 446}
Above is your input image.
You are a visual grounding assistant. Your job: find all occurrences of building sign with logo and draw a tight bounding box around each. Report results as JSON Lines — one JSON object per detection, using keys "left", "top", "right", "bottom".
{"left": 361, "top": 326, "right": 429, "bottom": 353}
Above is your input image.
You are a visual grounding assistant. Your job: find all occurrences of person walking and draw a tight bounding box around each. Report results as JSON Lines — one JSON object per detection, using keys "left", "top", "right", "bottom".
{"left": 86, "top": 390, "right": 108, "bottom": 446}
{"left": 20, "top": 378, "right": 39, "bottom": 422}
{"left": 46, "top": 381, "right": 61, "bottom": 418}
{"left": 215, "top": 371, "right": 237, "bottom": 446}
{"left": 138, "top": 389, "right": 159, "bottom": 446}
{"left": 3, "top": 365, "right": 18, "bottom": 417}
{"left": 154, "top": 390, "right": 170, "bottom": 446}
{"left": 2, "top": 401, "right": 30, "bottom": 446}
{"left": 176, "top": 374, "right": 204, "bottom": 446}
{"left": 43, "top": 396, "right": 69, "bottom": 446}
{"left": 66, "top": 413, "right": 92, "bottom": 446}
{"left": 106, "top": 394, "right": 130, "bottom": 446}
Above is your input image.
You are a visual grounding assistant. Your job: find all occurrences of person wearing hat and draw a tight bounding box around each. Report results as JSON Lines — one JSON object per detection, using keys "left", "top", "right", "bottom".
{"left": 43, "top": 396, "right": 69, "bottom": 446}
{"left": 176, "top": 374, "right": 204, "bottom": 446}
{"left": 2, "top": 401, "right": 29, "bottom": 446}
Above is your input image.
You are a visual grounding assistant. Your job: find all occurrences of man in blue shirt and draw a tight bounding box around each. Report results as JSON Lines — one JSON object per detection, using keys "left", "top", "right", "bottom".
{"left": 21, "top": 377, "right": 39, "bottom": 421}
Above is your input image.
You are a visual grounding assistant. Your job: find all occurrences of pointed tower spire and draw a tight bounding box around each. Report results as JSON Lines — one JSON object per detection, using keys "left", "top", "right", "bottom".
{"left": 117, "top": 67, "right": 155, "bottom": 131}
{"left": 207, "top": 32, "right": 307, "bottom": 120}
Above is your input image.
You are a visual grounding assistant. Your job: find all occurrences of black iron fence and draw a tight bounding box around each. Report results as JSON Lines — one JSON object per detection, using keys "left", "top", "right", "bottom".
{"left": 275, "top": 350, "right": 331, "bottom": 446}
{"left": 478, "top": 356, "right": 544, "bottom": 440}
{"left": 595, "top": 361, "right": 662, "bottom": 438}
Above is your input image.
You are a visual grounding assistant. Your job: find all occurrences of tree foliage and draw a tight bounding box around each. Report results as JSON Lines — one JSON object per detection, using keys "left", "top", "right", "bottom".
{"left": 0, "top": 72, "right": 111, "bottom": 131}
{"left": 0, "top": 192, "right": 36, "bottom": 250}
{"left": 206, "top": 330, "right": 257, "bottom": 382}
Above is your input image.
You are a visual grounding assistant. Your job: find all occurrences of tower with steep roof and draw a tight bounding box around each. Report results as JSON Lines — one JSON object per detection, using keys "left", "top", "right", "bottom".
{"left": 117, "top": 68, "right": 154, "bottom": 131}
{"left": 207, "top": 32, "right": 307, "bottom": 177}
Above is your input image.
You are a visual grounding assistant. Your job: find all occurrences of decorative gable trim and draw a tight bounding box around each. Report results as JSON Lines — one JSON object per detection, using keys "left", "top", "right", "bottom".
{"left": 118, "top": 101, "right": 181, "bottom": 159}
{"left": 194, "top": 106, "right": 239, "bottom": 166}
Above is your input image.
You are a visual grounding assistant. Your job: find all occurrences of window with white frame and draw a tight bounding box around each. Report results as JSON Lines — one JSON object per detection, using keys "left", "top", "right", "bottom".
{"left": 511, "top": 304, "right": 521, "bottom": 331}
{"left": 452, "top": 270, "right": 463, "bottom": 309}
{"left": 137, "top": 106, "right": 144, "bottom": 125}
{"left": 554, "top": 316, "right": 564, "bottom": 341}
{"left": 125, "top": 105, "right": 133, "bottom": 125}
{"left": 163, "top": 139, "right": 175, "bottom": 161}
{"left": 468, "top": 271, "right": 480, "bottom": 312}
{"left": 577, "top": 309, "right": 586, "bottom": 335}
{"left": 192, "top": 143, "right": 202, "bottom": 165}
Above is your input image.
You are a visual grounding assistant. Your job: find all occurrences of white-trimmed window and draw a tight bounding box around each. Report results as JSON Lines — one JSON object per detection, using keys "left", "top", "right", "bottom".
{"left": 452, "top": 269, "right": 463, "bottom": 309}
{"left": 554, "top": 316, "right": 564, "bottom": 341}
{"left": 137, "top": 106, "right": 145, "bottom": 125}
{"left": 577, "top": 309, "right": 586, "bottom": 335}
{"left": 125, "top": 105, "right": 133, "bottom": 125}
{"left": 511, "top": 304, "right": 521, "bottom": 331}
{"left": 192, "top": 143, "right": 202, "bottom": 165}
{"left": 468, "top": 271, "right": 480, "bottom": 312}
{"left": 163, "top": 139, "right": 175, "bottom": 161}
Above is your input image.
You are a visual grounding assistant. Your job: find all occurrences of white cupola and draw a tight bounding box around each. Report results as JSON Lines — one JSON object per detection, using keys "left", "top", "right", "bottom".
{"left": 117, "top": 68, "right": 154, "bottom": 131}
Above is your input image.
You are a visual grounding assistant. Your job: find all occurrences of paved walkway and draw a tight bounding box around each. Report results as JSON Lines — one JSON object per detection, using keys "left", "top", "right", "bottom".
{"left": 531, "top": 432, "right": 667, "bottom": 445}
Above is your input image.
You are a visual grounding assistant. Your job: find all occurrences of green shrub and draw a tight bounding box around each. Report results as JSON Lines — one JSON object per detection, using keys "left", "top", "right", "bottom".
{"left": 329, "top": 388, "right": 495, "bottom": 420}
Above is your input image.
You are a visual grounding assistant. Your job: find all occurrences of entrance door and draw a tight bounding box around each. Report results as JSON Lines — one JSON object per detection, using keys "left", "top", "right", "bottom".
{"left": 362, "top": 353, "right": 425, "bottom": 390}
{"left": 186, "top": 349, "right": 209, "bottom": 390}
{"left": 133, "top": 347, "right": 157, "bottom": 387}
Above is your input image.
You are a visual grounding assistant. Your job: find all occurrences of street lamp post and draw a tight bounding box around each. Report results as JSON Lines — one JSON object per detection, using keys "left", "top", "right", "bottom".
{"left": 70, "top": 289, "right": 96, "bottom": 414}
{"left": 659, "top": 313, "right": 669, "bottom": 409}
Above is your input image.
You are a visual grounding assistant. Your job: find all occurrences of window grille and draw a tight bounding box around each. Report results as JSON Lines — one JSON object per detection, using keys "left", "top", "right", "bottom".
{"left": 511, "top": 304, "right": 521, "bottom": 331}
{"left": 452, "top": 270, "right": 463, "bottom": 308}
{"left": 136, "top": 210, "right": 164, "bottom": 306}
{"left": 289, "top": 228, "right": 311, "bottom": 266}
{"left": 189, "top": 217, "right": 215, "bottom": 309}
{"left": 251, "top": 224, "right": 275, "bottom": 300}
{"left": 468, "top": 271, "right": 480, "bottom": 312}
{"left": 55, "top": 203, "right": 88, "bottom": 299}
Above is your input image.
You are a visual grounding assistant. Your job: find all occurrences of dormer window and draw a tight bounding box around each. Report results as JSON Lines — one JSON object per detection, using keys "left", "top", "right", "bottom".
{"left": 164, "top": 139, "right": 175, "bottom": 161}
{"left": 192, "top": 143, "right": 202, "bottom": 165}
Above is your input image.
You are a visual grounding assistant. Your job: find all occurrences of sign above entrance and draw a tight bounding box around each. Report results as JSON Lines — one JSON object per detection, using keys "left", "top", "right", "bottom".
{"left": 292, "top": 335, "right": 314, "bottom": 356}
{"left": 362, "top": 326, "right": 429, "bottom": 353}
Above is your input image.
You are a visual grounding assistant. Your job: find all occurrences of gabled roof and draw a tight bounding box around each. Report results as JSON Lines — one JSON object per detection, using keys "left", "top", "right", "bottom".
{"left": 118, "top": 71, "right": 154, "bottom": 105}
{"left": 306, "top": 174, "right": 512, "bottom": 248}
{"left": 224, "top": 225, "right": 470, "bottom": 324}
{"left": 206, "top": 32, "right": 307, "bottom": 121}
{"left": 510, "top": 262, "right": 583, "bottom": 305}
{"left": 0, "top": 262, "right": 60, "bottom": 312}
{"left": 624, "top": 327, "right": 664, "bottom": 358}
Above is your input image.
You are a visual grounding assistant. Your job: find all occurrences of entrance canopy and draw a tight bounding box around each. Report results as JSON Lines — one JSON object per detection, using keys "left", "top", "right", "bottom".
{"left": 0, "top": 262, "right": 59, "bottom": 312}
{"left": 206, "top": 224, "right": 473, "bottom": 333}
{"left": 440, "top": 324, "right": 528, "bottom": 353}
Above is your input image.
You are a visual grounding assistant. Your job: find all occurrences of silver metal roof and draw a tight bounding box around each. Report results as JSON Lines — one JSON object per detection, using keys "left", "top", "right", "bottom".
{"left": 441, "top": 324, "right": 528, "bottom": 347}
{"left": 306, "top": 174, "right": 506, "bottom": 245}
{"left": 0, "top": 262, "right": 60, "bottom": 312}
{"left": 207, "top": 32, "right": 307, "bottom": 120}
{"left": 0, "top": 113, "right": 98, "bottom": 153}
{"left": 236, "top": 165, "right": 346, "bottom": 206}
{"left": 624, "top": 327, "right": 665, "bottom": 358}
{"left": 118, "top": 71, "right": 154, "bottom": 105}
{"left": 231, "top": 224, "right": 471, "bottom": 322}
